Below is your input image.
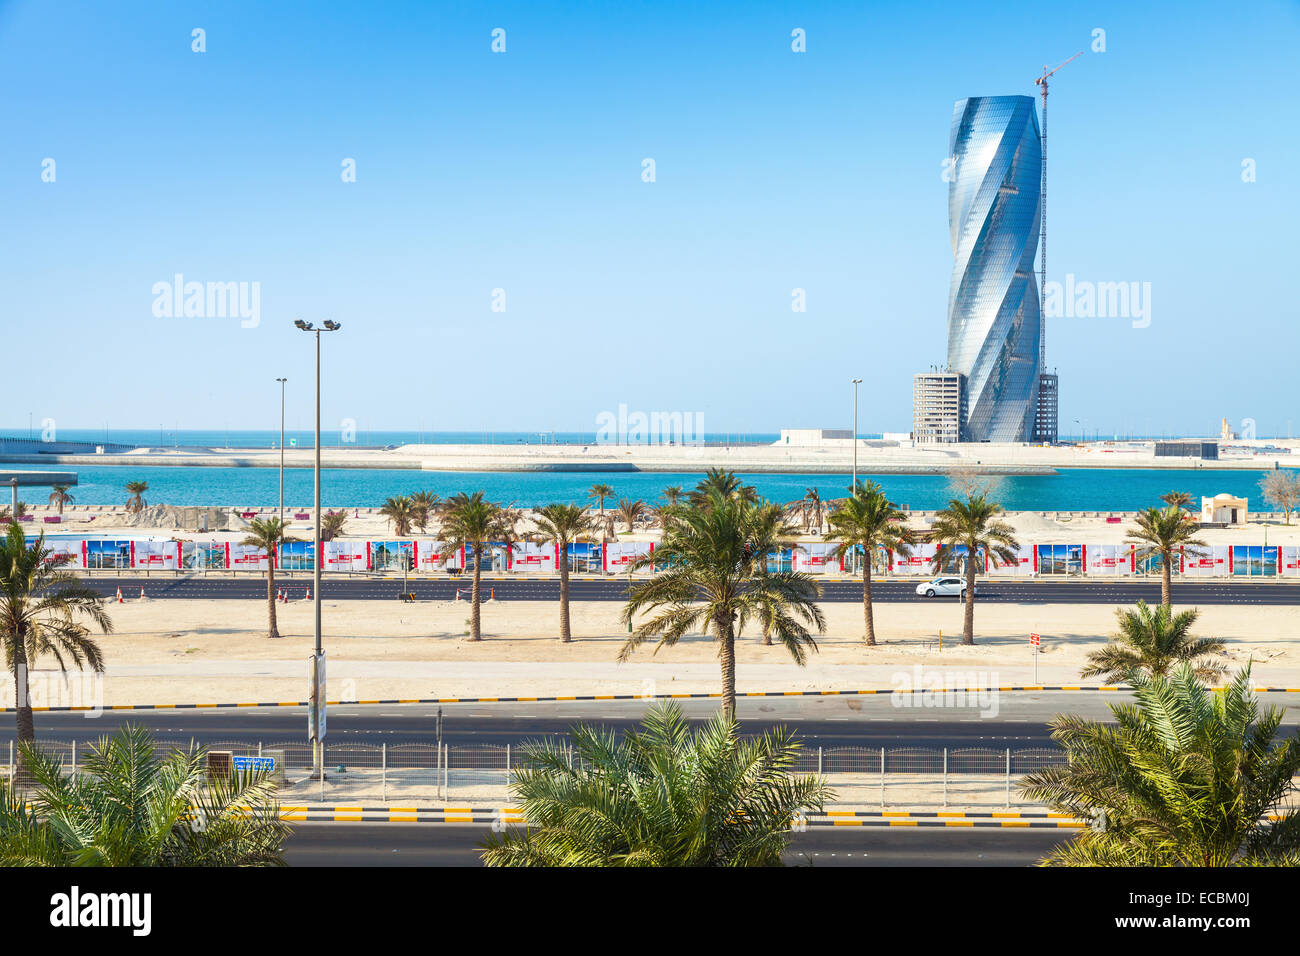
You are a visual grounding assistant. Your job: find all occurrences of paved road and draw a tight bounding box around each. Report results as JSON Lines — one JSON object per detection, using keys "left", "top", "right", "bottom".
{"left": 77, "top": 575, "right": 1300, "bottom": 605}
{"left": 11, "top": 693, "right": 1300, "bottom": 750}
{"left": 283, "top": 821, "right": 1070, "bottom": 866}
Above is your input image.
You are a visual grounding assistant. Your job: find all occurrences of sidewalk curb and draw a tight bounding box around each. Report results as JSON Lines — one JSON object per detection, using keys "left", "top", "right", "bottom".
{"left": 7, "top": 683, "right": 1300, "bottom": 714}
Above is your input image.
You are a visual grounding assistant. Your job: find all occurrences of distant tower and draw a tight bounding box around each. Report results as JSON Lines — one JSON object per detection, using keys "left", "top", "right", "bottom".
{"left": 946, "top": 95, "right": 1042, "bottom": 442}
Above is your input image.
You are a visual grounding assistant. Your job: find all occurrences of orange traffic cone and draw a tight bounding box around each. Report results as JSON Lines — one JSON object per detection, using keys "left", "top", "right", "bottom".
{"left": 305, "top": 587, "right": 311, "bottom": 601}
{"left": 454, "top": 589, "right": 460, "bottom": 601}
{"left": 139, "top": 587, "right": 146, "bottom": 599}
{"left": 115, "top": 587, "right": 123, "bottom": 603}
{"left": 490, "top": 588, "right": 495, "bottom": 601}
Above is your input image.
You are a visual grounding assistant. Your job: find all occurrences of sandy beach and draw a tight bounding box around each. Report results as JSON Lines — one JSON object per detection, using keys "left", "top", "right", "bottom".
{"left": 6, "top": 594, "right": 1297, "bottom": 708}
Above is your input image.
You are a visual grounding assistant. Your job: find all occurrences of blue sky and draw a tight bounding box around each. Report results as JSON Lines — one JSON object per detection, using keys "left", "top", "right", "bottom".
{"left": 2, "top": 0, "right": 1296, "bottom": 438}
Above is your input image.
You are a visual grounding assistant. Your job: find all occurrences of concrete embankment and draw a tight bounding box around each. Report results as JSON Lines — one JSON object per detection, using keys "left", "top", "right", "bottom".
{"left": 0, "top": 439, "right": 1295, "bottom": 474}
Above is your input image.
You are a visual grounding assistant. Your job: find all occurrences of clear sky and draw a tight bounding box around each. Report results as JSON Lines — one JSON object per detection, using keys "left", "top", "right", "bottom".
{"left": 2, "top": 0, "right": 1296, "bottom": 438}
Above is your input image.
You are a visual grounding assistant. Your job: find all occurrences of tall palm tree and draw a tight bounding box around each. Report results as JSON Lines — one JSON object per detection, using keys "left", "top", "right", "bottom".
{"left": 1160, "top": 490, "right": 1192, "bottom": 510}
{"left": 379, "top": 495, "right": 416, "bottom": 536}
{"left": 0, "top": 525, "right": 110, "bottom": 746}
{"left": 0, "top": 724, "right": 288, "bottom": 865}
{"left": 481, "top": 703, "right": 832, "bottom": 866}
{"left": 531, "top": 503, "right": 597, "bottom": 643}
{"left": 616, "top": 498, "right": 645, "bottom": 534}
{"left": 241, "top": 517, "right": 295, "bottom": 640}
{"left": 826, "top": 480, "right": 916, "bottom": 647}
{"left": 47, "top": 485, "right": 73, "bottom": 516}
{"left": 800, "top": 488, "right": 824, "bottom": 534}
{"left": 1020, "top": 665, "right": 1300, "bottom": 866}
{"left": 124, "top": 480, "right": 148, "bottom": 513}
{"left": 689, "top": 467, "right": 757, "bottom": 507}
{"left": 1081, "top": 601, "right": 1227, "bottom": 683}
{"left": 410, "top": 490, "right": 440, "bottom": 533}
{"left": 439, "top": 492, "right": 514, "bottom": 641}
{"left": 661, "top": 485, "right": 684, "bottom": 507}
{"left": 587, "top": 483, "right": 614, "bottom": 539}
{"left": 1127, "top": 505, "right": 1207, "bottom": 608}
{"left": 620, "top": 490, "right": 825, "bottom": 720}
{"left": 928, "top": 493, "right": 1020, "bottom": 646}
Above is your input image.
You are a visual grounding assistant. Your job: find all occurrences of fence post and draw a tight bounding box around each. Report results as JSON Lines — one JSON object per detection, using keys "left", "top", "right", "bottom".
{"left": 71, "top": 740, "right": 77, "bottom": 780}
{"left": 506, "top": 743, "right": 511, "bottom": 788}
{"left": 258, "top": 741, "right": 262, "bottom": 758}
{"left": 381, "top": 743, "right": 387, "bottom": 803}
{"left": 879, "top": 746, "right": 885, "bottom": 809}
{"left": 320, "top": 743, "right": 326, "bottom": 802}
{"left": 1005, "top": 748, "right": 1011, "bottom": 808}
{"left": 8, "top": 740, "right": 12, "bottom": 788}
{"left": 436, "top": 742, "right": 441, "bottom": 800}
{"left": 943, "top": 747, "right": 948, "bottom": 808}
{"left": 443, "top": 744, "right": 449, "bottom": 797}
{"left": 818, "top": 746, "right": 823, "bottom": 776}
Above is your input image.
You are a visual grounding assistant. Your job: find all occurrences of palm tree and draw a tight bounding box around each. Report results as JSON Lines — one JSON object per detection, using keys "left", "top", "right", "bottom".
{"left": 531, "top": 503, "right": 597, "bottom": 643}
{"left": 1081, "top": 601, "right": 1227, "bottom": 683}
{"left": 481, "top": 703, "right": 832, "bottom": 866}
{"left": 0, "top": 525, "right": 110, "bottom": 746}
{"left": 124, "top": 480, "right": 148, "bottom": 513}
{"left": 241, "top": 518, "right": 295, "bottom": 640}
{"left": 928, "top": 493, "right": 1020, "bottom": 646}
{"left": 1127, "top": 505, "right": 1207, "bottom": 608}
{"left": 47, "top": 485, "right": 73, "bottom": 515}
{"left": 620, "top": 490, "right": 825, "bottom": 720}
{"left": 827, "top": 480, "right": 916, "bottom": 647}
{"left": 0, "top": 724, "right": 288, "bottom": 865}
{"left": 1160, "top": 490, "right": 1192, "bottom": 510}
{"left": 320, "top": 508, "right": 348, "bottom": 542}
{"left": 439, "top": 492, "right": 514, "bottom": 641}
{"left": 379, "top": 495, "right": 416, "bottom": 536}
{"left": 1020, "top": 665, "right": 1300, "bottom": 866}
{"left": 410, "top": 490, "right": 440, "bottom": 533}
{"left": 800, "top": 488, "right": 824, "bottom": 534}
{"left": 616, "top": 498, "right": 645, "bottom": 534}
{"left": 587, "top": 483, "right": 614, "bottom": 539}
{"left": 662, "top": 485, "right": 684, "bottom": 507}
{"left": 689, "top": 467, "right": 757, "bottom": 507}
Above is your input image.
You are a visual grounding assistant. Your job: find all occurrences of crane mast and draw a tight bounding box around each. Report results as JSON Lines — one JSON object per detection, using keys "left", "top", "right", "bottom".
{"left": 1033, "top": 52, "right": 1081, "bottom": 443}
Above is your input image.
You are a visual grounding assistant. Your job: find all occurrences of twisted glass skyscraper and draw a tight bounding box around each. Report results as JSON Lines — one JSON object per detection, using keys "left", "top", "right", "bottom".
{"left": 946, "top": 96, "right": 1042, "bottom": 442}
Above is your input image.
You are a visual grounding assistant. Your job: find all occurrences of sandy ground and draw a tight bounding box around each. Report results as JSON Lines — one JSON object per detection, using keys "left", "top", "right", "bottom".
{"left": 5, "top": 595, "right": 1298, "bottom": 707}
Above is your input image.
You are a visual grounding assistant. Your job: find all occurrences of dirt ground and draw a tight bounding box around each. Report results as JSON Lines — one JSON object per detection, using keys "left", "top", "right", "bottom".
{"left": 6, "top": 594, "right": 1297, "bottom": 706}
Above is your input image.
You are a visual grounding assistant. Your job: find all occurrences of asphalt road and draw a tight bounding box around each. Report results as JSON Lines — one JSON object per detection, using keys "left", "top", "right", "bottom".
{"left": 283, "top": 822, "right": 1071, "bottom": 866}
{"left": 12, "top": 693, "right": 1300, "bottom": 750}
{"left": 77, "top": 574, "right": 1300, "bottom": 605}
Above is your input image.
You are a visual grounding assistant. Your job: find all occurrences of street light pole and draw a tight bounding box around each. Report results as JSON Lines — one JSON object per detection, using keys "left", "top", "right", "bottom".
{"left": 276, "top": 377, "right": 287, "bottom": 528}
{"left": 296, "top": 320, "right": 341, "bottom": 781}
{"left": 851, "top": 378, "right": 862, "bottom": 490}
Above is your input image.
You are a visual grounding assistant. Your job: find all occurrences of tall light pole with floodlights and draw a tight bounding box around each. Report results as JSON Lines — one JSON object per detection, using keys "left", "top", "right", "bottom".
{"left": 851, "top": 379, "right": 862, "bottom": 490}
{"left": 295, "top": 319, "right": 341, "bottom": 781}
{"left": 276, "top": 377, "right": 287, "bottom": 527}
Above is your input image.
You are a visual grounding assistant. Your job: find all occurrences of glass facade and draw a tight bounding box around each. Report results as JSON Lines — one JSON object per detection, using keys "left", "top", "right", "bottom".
{"left": 947, "top": 96, "right": 1042, "bottom": 442}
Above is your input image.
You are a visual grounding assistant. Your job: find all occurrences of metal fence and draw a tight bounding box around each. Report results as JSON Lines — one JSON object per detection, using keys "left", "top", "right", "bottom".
{"left": 2, "top": 737, "right": 1073, "bottom": 808}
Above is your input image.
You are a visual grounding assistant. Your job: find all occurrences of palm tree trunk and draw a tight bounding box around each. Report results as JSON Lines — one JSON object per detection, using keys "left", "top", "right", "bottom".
{"left": 863, "top": 561, "right": 876, "bottom": 647}
{"left": 266, "top": 564, "right": 280, "bottom": 639}
{"left": 558, "top": 545, "right": 571, "bottom": 642}
{"left": 718, "top": 614, "right": 737, "bottom": 722}
{"left": 13, "top": 639, "right": 34, "bottom": 745}
{"left": 470, "top": 550, "right": 482, "bottom": 641}
{"left": 962, "top": 557, "right": 976, "bottom": 645}
{"left": 1161, "top": 558, "right": 1172, "bottom": 610}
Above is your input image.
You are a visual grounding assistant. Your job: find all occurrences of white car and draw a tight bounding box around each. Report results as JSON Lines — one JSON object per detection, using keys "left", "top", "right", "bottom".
{"left": 916, "top": 576, "right": 977, "bottom": 599}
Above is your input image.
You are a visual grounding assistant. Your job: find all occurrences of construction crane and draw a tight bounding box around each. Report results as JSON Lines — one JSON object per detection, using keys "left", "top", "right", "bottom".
{"left": 1033, "top": 52, "right": 1081, "bottom": 373}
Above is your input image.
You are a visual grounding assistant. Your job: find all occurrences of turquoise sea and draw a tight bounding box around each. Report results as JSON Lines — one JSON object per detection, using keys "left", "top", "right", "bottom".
{"left": 42, "top": 465, "right": 1296, "bottom": 512}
